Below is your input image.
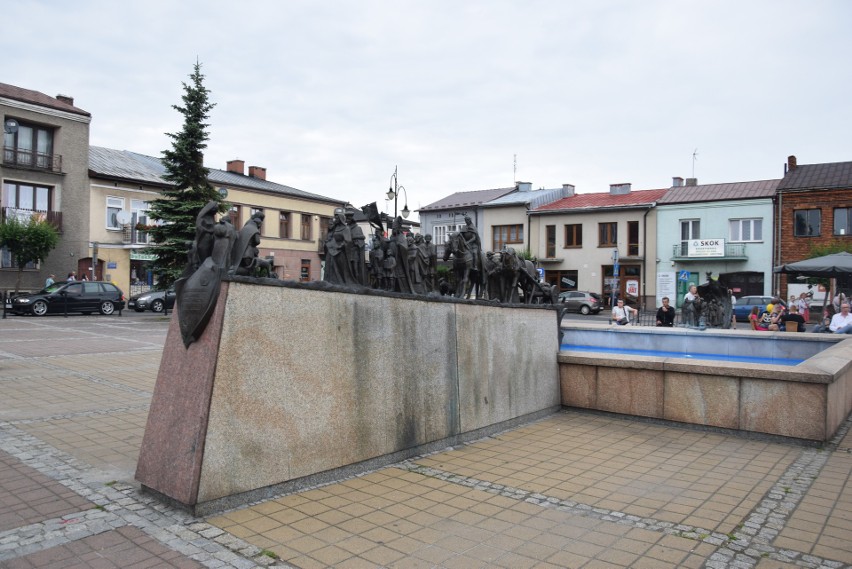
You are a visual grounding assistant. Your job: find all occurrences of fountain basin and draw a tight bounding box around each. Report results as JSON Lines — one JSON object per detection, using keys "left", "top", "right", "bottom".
{"left": 559, "top": 324, "right": 852, "bottom": 441}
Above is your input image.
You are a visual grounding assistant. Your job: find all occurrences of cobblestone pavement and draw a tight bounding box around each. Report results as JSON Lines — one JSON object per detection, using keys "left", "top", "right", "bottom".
{"left": 1, "top": 313, "right": 850, "bottom": 568}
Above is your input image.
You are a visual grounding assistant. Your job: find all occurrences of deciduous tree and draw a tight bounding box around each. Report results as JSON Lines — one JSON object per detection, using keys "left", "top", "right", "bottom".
{"left": 0, "top": 215, "right": 60, "bottom": 292}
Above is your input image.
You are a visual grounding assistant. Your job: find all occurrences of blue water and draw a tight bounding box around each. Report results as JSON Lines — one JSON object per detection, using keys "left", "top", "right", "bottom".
{"left": 560, "top": 344, "right": 804, "bottom": 366}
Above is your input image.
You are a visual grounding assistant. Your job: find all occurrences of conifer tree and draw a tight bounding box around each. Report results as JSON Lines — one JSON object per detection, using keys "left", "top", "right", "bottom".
{"left": 148, "top": 62, "right": 222, "bottom": 287}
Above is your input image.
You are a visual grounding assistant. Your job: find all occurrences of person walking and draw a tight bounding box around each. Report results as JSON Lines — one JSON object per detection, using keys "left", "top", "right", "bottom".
{"left": 66, "top": 271, "right": 76, "bottom": 281}
{"left": 44, "top": 274, "right": 55, "bottom": 287}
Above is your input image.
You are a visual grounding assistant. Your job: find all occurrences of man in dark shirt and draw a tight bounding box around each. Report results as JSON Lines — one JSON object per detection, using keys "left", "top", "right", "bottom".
{"left": 780, "top": 304, "right": 807, "bottom": 332}
{"left": 655, "top": 297, "right": 675, "bottom": 327}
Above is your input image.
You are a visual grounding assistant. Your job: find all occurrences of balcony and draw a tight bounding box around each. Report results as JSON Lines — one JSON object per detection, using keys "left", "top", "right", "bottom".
{"left": 1, "top": 207, "right": 63, "bottom": 232}
{"left": 3, "top": 146, "right": 63, "bottom": 173}
{"left": 671, "top": 243, "right": 747, "bottom": 261}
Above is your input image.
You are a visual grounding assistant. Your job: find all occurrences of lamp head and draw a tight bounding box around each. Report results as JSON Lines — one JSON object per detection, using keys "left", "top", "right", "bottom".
{"left": 401, "top": 204, "right": 410, "bottom": 218}
{"left": 386, "top": 188, "right": 395, "bottom": 200}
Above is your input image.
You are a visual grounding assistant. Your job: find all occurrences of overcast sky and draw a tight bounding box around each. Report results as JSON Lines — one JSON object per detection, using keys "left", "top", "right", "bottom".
{"left": 4, "top": 1, "right": 850, "bottom": 219}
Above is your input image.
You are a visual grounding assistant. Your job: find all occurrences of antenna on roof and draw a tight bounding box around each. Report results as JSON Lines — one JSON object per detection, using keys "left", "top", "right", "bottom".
{"left": 692, "top": 148, "right": 699, "bottom": 178}
{"left": 513, "top": 154, "right": 517, "bottom": 183}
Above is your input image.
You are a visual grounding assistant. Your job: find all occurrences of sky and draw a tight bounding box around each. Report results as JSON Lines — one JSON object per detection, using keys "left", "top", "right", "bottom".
{"left": 3, "top": 1, "right": 850, "bottom": 220}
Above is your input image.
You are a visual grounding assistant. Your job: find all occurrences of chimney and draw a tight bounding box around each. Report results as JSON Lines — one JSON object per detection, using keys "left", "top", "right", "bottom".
{"left": 609, "top": 183, "right": 631, "bottom": 195}
{"left": 672, "top": 177, "right": 684, "bottom": 187}
{"left": 787, "top": 155, "right": 797, "bottom": 172}
{"left": 226, "top": 160, "right": 245, "bottom": 175}
{"left": 248, "top": 166, "right": 267, "bottom": 180}
{"left": 685, "top": 178, "right": 698, "bottom": 186}
{"left": 516, "top": 181, "right": 532, "bottom": 192}
{"left": 562, "top": 183, "right": 575, "bottom": 197}
{"left": 56, "top": 94, "right": 74, "bottom": 106}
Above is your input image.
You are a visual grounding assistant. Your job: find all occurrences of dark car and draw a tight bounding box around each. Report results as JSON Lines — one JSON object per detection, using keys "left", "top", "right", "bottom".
{"left": 127, "top": 289, "right": 175, "bottom": 313}
{"left": 733, "top": 295, "right": 774, "bottom": 322}
{"left": 558, "top": 291, "right": 602, "bottom": 314}
{"left": 11, "top": 281, "right": 126, "bottom": 316}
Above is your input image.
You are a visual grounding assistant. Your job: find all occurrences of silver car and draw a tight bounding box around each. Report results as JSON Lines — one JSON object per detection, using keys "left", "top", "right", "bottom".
{"left": 558, "top": 291, "right": 602, "bottom": 315}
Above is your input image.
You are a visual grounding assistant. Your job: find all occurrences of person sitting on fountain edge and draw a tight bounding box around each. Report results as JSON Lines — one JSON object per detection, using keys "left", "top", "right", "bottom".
{"left": 611, "top": 298, "right": 637, "bottom": 326}
{"left": 655, "top": 297, "right": 675, "bottom": 327}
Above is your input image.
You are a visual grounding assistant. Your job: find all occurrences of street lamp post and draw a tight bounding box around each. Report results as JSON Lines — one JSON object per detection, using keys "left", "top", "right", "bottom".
{"left": 387, "top": 166, "right": 410, "bottom": 219}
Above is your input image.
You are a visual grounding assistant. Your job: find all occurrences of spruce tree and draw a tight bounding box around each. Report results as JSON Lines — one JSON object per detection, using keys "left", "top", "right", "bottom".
{"left": 148, "top": 62, "right": 222, "bottom": 287}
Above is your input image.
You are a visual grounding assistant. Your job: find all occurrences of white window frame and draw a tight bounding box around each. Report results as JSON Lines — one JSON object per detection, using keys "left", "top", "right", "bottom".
{"left": 433, "top": 223, "right": 462, "bottom": 245}
{"left": 729, "top": 218, "right": 762, "bottom": 242}
{"left": 106, "top": 196, "right": 125, "bottom": 230}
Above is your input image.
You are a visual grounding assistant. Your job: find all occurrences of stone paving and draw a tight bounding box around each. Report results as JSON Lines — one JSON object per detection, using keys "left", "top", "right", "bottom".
{"left": 1, "top": 313, "right": 851, "bottom": 568}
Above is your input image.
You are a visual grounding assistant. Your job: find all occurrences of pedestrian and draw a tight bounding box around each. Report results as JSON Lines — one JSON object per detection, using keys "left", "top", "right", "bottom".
{"left": 66, "top": 271, "right": 76, "bottom": 281}
{"left": 44, "top": 274, "right": 55, "bottom": 287}
{"left": 829, "top": 303, "right": 852, "bottom": 334}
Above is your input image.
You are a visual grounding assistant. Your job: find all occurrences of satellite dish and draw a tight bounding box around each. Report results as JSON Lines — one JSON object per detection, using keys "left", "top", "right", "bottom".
{"left": 115, "top": 211, "right": 132, "bottom": 226}
{"left": 4, "top": 119, "right": 19, "bottom": 135}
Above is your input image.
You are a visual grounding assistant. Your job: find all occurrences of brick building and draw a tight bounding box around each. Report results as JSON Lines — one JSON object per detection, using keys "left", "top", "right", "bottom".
{"left": 775, "top": 155, "right": 852, "bottom": 297}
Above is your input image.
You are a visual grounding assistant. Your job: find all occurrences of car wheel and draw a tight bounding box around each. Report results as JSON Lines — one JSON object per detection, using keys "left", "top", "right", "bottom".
{"left": 150, "top": 299, "right": 165, "bottom": 313}
{"left": 99, "top": 301, "right": 115, "bottom": 315}
{"left": 579, "top": 304, "right": 590, "bottom": 315}
{"left": 31, "top": 300, "right": 48, "bottom": 316}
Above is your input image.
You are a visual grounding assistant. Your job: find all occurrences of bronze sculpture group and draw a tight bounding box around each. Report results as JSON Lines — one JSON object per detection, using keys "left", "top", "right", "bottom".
{"left": 322, "top": 207, "right": 555, "bottom": 304}
{"left": 175, "top": 201, "right": 279, "bottom": 347}
{"left": 682, "top": 272, "right": 735, "bottom": 329}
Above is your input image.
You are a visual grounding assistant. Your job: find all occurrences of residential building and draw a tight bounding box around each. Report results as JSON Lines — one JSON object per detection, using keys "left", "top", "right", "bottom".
{"left": 657, "top": 177, "right": 779, "bottom": 306}
{"left": 480, "top": 182, "right": 573, "bottom": 254}
{"left": 89, "top": 149, "right": 346, "bottom": 293}
{"left": 1, "top": 83, "right": 92, "bottom": 293}
{"left": 775, "top": 155, "right": 852, "bottom": 297}
{"left": 530, "top": 183, "right": 667, "bottom": 309}
{"left": 418, "top": 186, "right": 515, "bottom": 258}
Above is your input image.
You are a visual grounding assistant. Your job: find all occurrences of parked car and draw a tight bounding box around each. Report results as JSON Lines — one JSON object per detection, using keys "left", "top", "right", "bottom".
{"left": 10, "top": 281, "right": 126, "bottom": 316}
{"left": 558, "top": 291, "right": 602, "bottom": 314}
{"left": 127, "top": 288, "right": 176, "bottom": 313}
{"left": 733, "top": 295, "right": 774, "bottom": 322}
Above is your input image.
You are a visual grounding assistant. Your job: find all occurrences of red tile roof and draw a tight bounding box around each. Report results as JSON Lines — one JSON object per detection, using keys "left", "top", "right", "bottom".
{"left": 533, "top": 188, "right": 668, "bottom": 212}
{"left": 0, "top": 82, "right": 90, "bottom": 117}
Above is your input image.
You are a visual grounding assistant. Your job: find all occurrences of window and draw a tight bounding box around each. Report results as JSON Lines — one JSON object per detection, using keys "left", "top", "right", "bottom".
{"left": 106, "top": 197, "right": 124, "bottom": 229}
{"left": 834, "top": 208, "right": 852, "bottom": 236}
{"left": 729, "top": 218, "right": 763, "bottom": 242}
{"left": 492, "top": 224, "right": 524, "bottom": 251}
{"left": 564, "top": 224, "right": 582, "bottom": 248}
{"left": 598, "top": 222, "right": 617, "bottom": 246}
{"left": 433, "top": 224, "right": 462, "bottom": 245}
{"left": 545, "top": 225, "right": 555, "bottom": 258}
{"left": 300, "top": 214, "right": 312, "bottom": 240}
{"left": 794, "top": 209, "right": 820, "bottom": 237}
{"left": 319, "top": 216, "right": 331, "bottom": 243}
{"left": 3, "top": 121, "right": 56, "bottom": 170}
{"left": 1, "top": 247, "right": 37, "bottom": 269}
{"left": 250, "top": 208, "right": 264, "bottom": 233}
{"left": 300, "top": 259, "right": 311, "bottom": 282}
{"left": 3, "top": 182, "right": 51, "bottom": 212}
{"left": 628, "top": 221, "right": 639, "bottom": 256}
{"left": 279, "top": 212, "right": 290, "bottom": 239}
{"left": 227, "top": 204, "right": 241, "bottom": 227}
{"left": 131, "top": 199, "right": 151, "bottom": 244}
{"left": 680, "top": 219, "right": 700, "bottom": 255}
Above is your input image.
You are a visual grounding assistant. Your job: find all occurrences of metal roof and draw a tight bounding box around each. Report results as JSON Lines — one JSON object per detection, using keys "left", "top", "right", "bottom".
{"left": 419, "top": 187, "right": 516, "bottom": 212}
{"left": 89, "top": 146, "right": 344, "bottom": 204}
{"left": 777, "top": 161, "right": 852, "bottom": 191}
{"left": 657, "top": 179, "right": 780, "bottom": 205}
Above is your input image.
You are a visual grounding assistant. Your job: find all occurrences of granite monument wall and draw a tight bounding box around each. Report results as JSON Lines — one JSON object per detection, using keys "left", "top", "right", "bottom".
{"left": 136, "top": 280, "right": 559, "bottom": 514}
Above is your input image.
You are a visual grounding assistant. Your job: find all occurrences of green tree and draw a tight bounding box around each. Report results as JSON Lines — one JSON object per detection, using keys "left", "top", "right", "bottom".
{"left": 0, "top": 215, "right": 60, "bottom": 292}
{"left": 148, "top": 62, "right": 222, "bottom": 287}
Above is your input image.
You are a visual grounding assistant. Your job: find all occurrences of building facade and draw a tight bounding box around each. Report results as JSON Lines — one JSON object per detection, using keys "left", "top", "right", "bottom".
{"left": 1, "top": 83, "right": 92, "bottom": 293}
{"left": 529, "top": 183, "right": 666, "bottom": 309}
{"left": 775, "top": 155, "right": 852, "bottom": 298}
